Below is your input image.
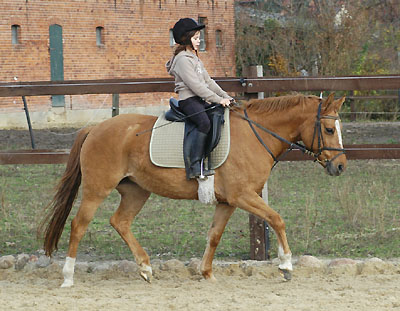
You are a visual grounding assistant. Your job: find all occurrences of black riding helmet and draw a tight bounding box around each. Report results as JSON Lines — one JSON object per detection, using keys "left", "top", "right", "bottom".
{"left": 173, "top": 18, "right": 205, "bottom": 45}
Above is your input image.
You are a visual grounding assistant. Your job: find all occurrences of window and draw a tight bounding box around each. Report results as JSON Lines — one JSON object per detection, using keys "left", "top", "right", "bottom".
{"left": 215, "top": 29, "right": 222, "bottom": 48}
{"left": 169, "top": 29, "right": 175, "bottom": 46}
{"left": 198, "top": 17, "right": 207, "bottom": 51}
{"left": 11, "top": 25, "right": 20, "bottom": 45}
{"left": 96, "top": 26, "right": 104, "bottom": 46}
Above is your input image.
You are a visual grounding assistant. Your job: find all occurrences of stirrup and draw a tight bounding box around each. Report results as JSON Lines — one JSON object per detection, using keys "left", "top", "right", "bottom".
{"left": 189, "top": 159, "right": 212, "bottom": 180}
{"left": 199, "top": 159, "right": 207, "bottom": 180}
{"left": 200, "top": 158, "right": 216, "bottom": 179}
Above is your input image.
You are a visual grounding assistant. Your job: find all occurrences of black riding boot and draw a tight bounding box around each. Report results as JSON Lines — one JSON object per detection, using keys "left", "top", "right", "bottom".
{"left": 189, "top": 131, "right": 214, "bottom": 180}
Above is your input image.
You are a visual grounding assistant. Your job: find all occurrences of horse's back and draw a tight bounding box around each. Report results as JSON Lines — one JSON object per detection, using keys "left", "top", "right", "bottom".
{"left": 84, "top": 113, "right": 156, "bottom": 142}
{"left": 79, "top": 113, "right": 156, "bottom": 173}
{"left": 93, "top": 113, "right": 156, "bottom": 133}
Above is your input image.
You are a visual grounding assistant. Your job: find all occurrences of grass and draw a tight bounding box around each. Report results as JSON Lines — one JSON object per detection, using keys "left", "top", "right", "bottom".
{"left": 267, "top": 160, "right": 400, "bottom": 258}
{"left": 1, "top": 160, "right": 399, "bottom": 261}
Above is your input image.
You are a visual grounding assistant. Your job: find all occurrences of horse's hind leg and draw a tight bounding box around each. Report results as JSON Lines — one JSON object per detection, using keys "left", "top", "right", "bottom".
{"left": 62, "top": 190, "right": 111, "bottom": 287}
{"left": 110, "top": 179, "right": 152, "bottom": 282}
{"left": 200, "top": 203, "right": 236, "bottom": 281}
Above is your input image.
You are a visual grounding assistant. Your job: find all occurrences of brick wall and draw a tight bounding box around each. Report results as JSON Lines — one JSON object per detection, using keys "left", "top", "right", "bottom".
{"left": 0, "top": 0, "right": 236, "bottom": 113}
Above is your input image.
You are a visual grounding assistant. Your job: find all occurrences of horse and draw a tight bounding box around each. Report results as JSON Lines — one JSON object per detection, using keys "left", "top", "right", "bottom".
{"left": 39, "top": 93, "right": 346, "bottom": 287}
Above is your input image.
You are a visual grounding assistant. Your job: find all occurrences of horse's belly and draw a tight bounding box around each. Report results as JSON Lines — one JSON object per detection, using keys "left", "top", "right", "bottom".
{"left": 129, "top": 171, "right": 199, "bottom": 200}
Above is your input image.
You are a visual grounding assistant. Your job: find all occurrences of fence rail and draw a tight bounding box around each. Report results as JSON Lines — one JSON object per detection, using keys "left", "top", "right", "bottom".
{"left": 1, "top": 75, "right": 400, "bottom": 97}
{"left": 1, "top": 144, "right": 400, "bottom": 165}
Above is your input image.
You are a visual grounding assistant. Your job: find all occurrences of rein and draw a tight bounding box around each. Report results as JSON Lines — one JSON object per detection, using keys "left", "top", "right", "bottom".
{"left": 230, "top": 100, "right": 346, "bottom": 169}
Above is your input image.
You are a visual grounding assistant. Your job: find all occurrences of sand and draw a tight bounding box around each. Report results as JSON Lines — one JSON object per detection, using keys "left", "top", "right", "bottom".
{"left": 1, "top": 258, "right": 399, "bottom": 310}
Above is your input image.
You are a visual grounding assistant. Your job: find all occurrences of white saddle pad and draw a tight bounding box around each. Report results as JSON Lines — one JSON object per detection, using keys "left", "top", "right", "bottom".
{"left": 150, "top": 108, "right": 230, "bottom": 169}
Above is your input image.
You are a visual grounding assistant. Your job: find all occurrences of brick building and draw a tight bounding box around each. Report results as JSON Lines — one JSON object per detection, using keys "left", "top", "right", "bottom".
{"left": 0, "top": 0, "right": 236, "bottom": 128}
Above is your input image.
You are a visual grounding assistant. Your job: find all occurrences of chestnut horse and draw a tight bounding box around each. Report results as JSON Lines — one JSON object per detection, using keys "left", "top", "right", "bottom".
{"left": 39, "top": 93, "right": 346, "bottom": 287}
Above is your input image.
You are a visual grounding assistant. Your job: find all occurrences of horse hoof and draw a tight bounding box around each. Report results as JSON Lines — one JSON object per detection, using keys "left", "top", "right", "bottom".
{"left": 204, "top": 274, "right": 217, "bottom": 283}
{"left": 139, "top": 264, "right": 153, "bottom": 283}
{"left": 200, "top": 270, "right": 218, "bottom": 282}
{"left": 61, "top": 279, "right": 74, "bottom": 288}
{"left": 140, "top": 271, "right": 152, "bottom": 283}
{"left": 279, "top": 268, "right": 292, "bottom": 281}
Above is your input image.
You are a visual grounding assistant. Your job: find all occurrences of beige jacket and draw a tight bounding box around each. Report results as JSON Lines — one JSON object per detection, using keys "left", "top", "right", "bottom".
{"left": 166, "top": 50, "right": 232, "bottom": 103}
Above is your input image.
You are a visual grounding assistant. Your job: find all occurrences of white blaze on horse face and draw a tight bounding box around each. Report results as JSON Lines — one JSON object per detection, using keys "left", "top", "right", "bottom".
{"left": 335, "top": 120, "right": 343, "bottom": 148}
{"left": 61, "top": 256, "right": 76, "bottom": 288}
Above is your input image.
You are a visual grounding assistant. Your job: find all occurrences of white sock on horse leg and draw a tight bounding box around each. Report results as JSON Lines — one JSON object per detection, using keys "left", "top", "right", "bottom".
{"left": 61, "top": 256, "right": 76, "bottom": 288}
{"left": 278, "top": 245, "right": 293, "bottom": 271}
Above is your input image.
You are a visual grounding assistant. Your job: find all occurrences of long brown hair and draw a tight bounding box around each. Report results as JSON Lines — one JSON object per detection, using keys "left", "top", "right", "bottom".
{"left": 173, "top": 30, "right": 198, "bottom": 56}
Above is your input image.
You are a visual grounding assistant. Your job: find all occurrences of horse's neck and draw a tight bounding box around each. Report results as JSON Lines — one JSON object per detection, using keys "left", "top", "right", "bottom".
{"left": 249, "top": 106, "right": 306, "bottom": 144}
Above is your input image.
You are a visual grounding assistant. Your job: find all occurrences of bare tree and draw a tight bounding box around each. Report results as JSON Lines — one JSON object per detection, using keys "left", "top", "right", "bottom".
{"left": 235, "top": 0, "right": 399, "bottom": 76}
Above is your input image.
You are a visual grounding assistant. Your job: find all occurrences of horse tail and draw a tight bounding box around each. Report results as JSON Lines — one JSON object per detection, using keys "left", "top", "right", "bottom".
{"left": 38, "top": 127, "right": 91, "bottom": 257}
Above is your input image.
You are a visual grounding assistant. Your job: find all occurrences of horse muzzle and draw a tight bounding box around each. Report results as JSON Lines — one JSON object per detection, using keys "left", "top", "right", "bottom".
{"left": 325, "top": 160, "right": 346, "bottom": 176}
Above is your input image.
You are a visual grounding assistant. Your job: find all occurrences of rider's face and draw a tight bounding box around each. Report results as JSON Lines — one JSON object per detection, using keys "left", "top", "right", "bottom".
{"left": 191, "top": 31, "right": 201, "bottom": 50}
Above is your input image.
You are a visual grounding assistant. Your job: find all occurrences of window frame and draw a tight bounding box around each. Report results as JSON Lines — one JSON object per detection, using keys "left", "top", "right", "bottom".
{"left": 215, "top": 29, "right": 222, "bottom": 48}
{"left": 169, "top": 29, "right": 175, "bottom": 46}
{"left": 96, "top": 26, "right": 105, "bottom": 46}
{"left": 198, "top": 17, "right": 207, "bottom": 51}
{"left": 11, "top": 24, "right": 21, "bottom": 45}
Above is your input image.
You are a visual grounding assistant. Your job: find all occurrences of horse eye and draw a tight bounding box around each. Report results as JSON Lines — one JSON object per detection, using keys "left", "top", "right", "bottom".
{"left": 325, "top": 128, "right": 335, "bottom": 135}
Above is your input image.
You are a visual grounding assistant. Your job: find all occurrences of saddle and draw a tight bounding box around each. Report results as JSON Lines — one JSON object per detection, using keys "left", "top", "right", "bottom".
{"left": 165, "top": 98, "right": 226, "bottom": 179}
{"left": 149, "top": 107, "right": 230, "bottom": 171}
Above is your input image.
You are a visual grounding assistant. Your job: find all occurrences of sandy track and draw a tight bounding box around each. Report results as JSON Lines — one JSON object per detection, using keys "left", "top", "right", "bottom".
{"left": 1, "top": 259, "right": 400, "bottom": 311}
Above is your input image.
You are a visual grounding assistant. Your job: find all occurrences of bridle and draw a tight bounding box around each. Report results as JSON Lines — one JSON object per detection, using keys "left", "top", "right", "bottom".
{"left": 309, "top": 100, "right": 346, "bottom": 167}
{"left": 232, "top": 100, "right": 346, "bottom": 169}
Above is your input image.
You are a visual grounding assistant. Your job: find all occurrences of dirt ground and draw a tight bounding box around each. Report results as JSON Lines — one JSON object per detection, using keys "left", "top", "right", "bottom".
{"left": 1, "top": 121, "right": 399, "bottom": 150}
{"left": 1, "top": 258, "right": 400, "bottom": 311}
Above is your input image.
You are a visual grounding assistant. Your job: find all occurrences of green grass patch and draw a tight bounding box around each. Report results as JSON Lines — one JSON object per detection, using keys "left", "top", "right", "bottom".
{"left": 1, "top": 160, "right": 399, "bottom": 261}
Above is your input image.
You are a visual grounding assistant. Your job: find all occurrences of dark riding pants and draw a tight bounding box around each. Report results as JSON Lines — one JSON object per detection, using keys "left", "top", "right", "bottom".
{"left": 178, "top": 96, "right": 213, "bottom": 134}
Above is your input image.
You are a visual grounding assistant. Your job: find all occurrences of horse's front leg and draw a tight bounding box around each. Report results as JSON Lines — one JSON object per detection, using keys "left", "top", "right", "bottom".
{"left": 233, "top": 191, "right": 293, "bottom": 280}
{"left": 200, "top": 203, "right": 236, "bottom": 281}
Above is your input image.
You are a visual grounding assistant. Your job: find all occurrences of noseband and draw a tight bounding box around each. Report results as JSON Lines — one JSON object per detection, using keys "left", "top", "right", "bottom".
{"left": 236, "top": 100, "right": 346, "bottom": 169}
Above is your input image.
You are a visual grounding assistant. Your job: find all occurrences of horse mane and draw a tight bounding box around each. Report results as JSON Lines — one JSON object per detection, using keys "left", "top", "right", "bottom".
{"left": 241, "top": 93, "right": 318, "bottom": 114}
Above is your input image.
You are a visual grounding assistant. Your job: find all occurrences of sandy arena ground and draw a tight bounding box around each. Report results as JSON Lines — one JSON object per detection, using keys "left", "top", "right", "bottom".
{"left": 1, "top": 124, "right": 399, "bottom": 310}
{"left": 1, "top": 258, "right": 400, "bottom": 311}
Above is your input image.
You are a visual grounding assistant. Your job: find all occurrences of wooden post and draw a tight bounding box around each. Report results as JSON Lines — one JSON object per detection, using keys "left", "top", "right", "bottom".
{"left": 255, "top": 65, "right": 264, "bottom": 99}
{"left": 243, "top": 65, "right": 264, "bottom": 100}
{"left": 245, "top": 65, "right": 270, "bottom": 261}
{"left": 112, "top": 93, "right": 119, "bottom": 117}
{"left": 398, "top": 89, "right": 400, "bottom": 118}
{"left": 249, "top": 214, "right": 267, "bottom": 260}
{"left": 22, "top": 96, "right": 36, "bottom": 149}
{"left": 349, "top": 90, "right": 356, "bottom": 122}
{"left": 249, "top": 182, "right": 270, "bottom": 260}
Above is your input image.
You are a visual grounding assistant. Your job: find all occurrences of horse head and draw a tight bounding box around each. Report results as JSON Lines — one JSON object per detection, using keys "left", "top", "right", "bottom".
{"left": 300, "top": 93, "right": 347, "bottom": 176}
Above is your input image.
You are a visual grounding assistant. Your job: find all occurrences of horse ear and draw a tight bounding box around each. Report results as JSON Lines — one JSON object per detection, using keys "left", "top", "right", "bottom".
{"left": 333, "top": 96, "right": 346, "bottom": 113}
{"left": 322, "top": 93, "right": 335, "bottom": 112}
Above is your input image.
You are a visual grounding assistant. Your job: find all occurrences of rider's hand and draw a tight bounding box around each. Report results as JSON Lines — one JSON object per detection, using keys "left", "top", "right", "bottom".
{"left": 219, "top": 98, "right": 231, "bottom": 107}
